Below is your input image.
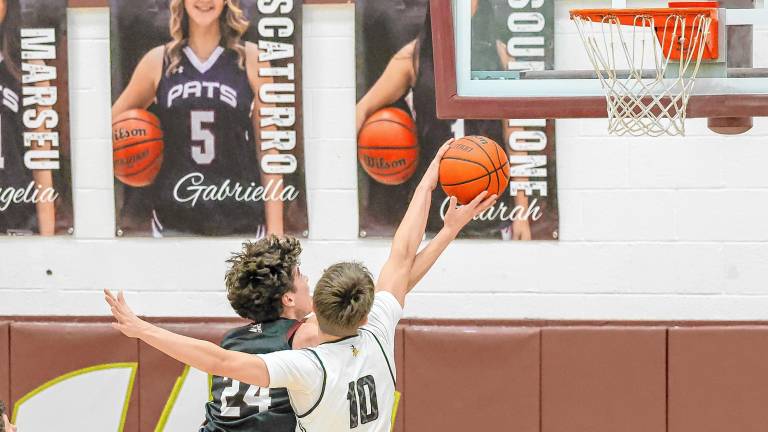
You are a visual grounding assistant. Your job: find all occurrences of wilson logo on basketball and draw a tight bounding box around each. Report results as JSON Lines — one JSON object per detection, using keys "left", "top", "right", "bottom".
{"left": 112, "top": 108, "right": 165, "bottom": 187}
{"left": 362, "top": 156, "right": 408, "bottom": 170}
{"left": 357, "top": 107, "right": 419, "bottom": 185}
{"left": 113, "top": 127, "right": 148, "bottom": 142}
{"left": 113, "top": 149, "right": 149, "bottom": 167}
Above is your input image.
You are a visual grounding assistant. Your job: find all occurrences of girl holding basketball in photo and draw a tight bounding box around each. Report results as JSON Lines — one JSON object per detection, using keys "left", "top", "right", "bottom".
{"left": 0, "top": 0, "right": 56, "bottom": 236}
{"left": 357, "top": 0, "right": 532, "bottom": 240}
{"left": 112, "top": 0, "right": 283, "bottom": 237}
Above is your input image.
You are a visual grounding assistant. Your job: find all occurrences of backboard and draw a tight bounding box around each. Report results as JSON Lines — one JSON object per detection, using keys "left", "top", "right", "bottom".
{"left": 431, "top": 0, "right": 768, "bottom": 127}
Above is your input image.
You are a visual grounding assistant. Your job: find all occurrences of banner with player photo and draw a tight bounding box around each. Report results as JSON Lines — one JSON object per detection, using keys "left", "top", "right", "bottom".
{"left": 0, "top": 0, "right": 73, "bottom": 236}
{"left": 356, "top": 0, "right": 559, "bottom": 240}
{"left": 110, "top": 0, "right": 307, "bottom": 238}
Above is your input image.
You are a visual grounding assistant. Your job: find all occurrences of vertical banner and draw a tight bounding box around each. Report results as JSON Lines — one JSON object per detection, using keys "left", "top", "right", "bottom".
{"left": 356, "top": 0, "right": 559, "bottom": 240}
{"left": 110, "top": 0, "right": 307, "bottom": 238}
{"left": 0, "top": 0, "right": 72, "bottom": 236}
{"left": 480, "top": 0, "right": 559, "bottom": 241}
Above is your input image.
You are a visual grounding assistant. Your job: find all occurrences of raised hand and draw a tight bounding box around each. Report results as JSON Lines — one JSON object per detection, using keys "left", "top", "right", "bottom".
{"left": 443, "top": 191, "right": 498, "bottom": 234}
{"left": 2, "top": 413, "right": 15, "bottom": 432}
{"left": 418, "top": 139, "right": 453, "bottom": 191}
{"left": 104, "top": 289, "right": 151, "bottom": 338}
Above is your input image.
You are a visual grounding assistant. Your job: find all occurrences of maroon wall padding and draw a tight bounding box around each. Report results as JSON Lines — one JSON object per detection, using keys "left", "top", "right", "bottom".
{"left": 393, "top": 325, "right": 405, "bottom": 432}
{"left": 541, "top": 327, "right": 666, "bottom": 432}
{"left": 9, "top": 322, "right": 139, "bottom": 430}
{"left": 403, "top": 325, "right": 540, "bottom": 432}
{"left": 138, "top": 322, "right": 236, "bottom": 432}
{"left": 0, "top": 322, "right": 9, "bottom": 407}
{"left": 669, "top": 327, "right": 768, "bottom": 432}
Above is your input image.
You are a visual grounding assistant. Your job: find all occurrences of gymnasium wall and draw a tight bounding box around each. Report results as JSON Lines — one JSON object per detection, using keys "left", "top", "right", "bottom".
{"left": 6, "top": 318, "right": 768, "bottom": 432}
{"left": 1, "top": 3, "right": 767, "bottom": 320}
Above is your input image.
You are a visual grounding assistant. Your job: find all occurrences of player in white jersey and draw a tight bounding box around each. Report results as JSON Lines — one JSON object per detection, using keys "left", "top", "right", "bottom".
{"left": 267, "top": 273, "right": 402, "bottom": 431}
{"left": 105, "top": 140, "right": 498, "bottom": 431}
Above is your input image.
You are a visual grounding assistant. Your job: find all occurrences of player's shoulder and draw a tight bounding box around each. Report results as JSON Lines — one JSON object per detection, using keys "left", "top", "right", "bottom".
{"left": 291, "top": 320, "right": 320, "bottom": 350}
{"left": 303, "top": 334, "right": 364, "bottom": 361}
{"left": 277, "top": 346, "right": 325, "bottom": 372}
{"left": 244, "top": 41, "right": 270, "bottom": 77}
{"left": 372, "top": 290, "right": 403, "bottom": 311}
{"left": 221, "top": 320, "right": 296, "bottom": 351}
{"left": 396, "top": 39, "right": 418, "bottom": 59}
{"left": 361, "top": 292, "right": 403, "bottom": 339}
{"left": 219, "top": 323, "right": 257, "bottom": 349}
{"left": 244, "top": 41, "right": 259, "bottom": 56}
{"left": 143, "top": 45, "right": 166, "bottom": 66}
{"left": 244, "top": 41, "right": 262, "bottom": 65}
{"left": 136, "top": 45, "right": 166, "bottom": 81}
{"left": 221, "top": 322, "right": 255, "bottom": 341}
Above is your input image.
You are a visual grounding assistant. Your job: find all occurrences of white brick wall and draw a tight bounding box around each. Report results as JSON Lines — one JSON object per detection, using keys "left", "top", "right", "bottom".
{"left": 0, "top": 4, "right": 767, "bottom": 320}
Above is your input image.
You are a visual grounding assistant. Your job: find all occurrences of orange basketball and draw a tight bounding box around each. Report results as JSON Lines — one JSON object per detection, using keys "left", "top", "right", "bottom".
{"left": 439, "top": 136, "right": 510, "bottom": 204}
{"left": 112, "top": 109, "right": 164, "bottom": 187}
{"left": 358, "top": 107, "right": 418, "bottom": 185}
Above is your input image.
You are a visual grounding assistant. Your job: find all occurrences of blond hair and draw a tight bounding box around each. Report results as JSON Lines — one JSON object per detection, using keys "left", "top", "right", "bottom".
{"left": 313, "top": 262, "right": 375, "bottom": 337}
{"left": 165, "top": 0, "right": 249, "bottom": 76}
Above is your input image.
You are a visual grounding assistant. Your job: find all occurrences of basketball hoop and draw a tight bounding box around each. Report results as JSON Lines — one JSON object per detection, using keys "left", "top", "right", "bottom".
{"left": 570, "top": 3, "right": 719, "bottom": 136}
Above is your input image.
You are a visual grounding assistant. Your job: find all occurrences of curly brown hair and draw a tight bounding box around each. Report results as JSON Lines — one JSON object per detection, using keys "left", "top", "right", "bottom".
{"left": 225, "top": 235, "right": 302, "bottom": 322}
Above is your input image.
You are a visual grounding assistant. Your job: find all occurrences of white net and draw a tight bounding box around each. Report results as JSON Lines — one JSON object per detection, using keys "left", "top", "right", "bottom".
{"left": 573, "top": 12, "right": 713, "bottom": 136}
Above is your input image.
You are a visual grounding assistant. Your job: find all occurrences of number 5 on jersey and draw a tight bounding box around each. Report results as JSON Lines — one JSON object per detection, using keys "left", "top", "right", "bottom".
{"left": 191, "top": 110, "right": 215, "bottom": 165}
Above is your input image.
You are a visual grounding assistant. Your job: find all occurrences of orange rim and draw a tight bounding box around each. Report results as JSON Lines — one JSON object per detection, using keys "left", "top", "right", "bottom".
{"left": 570, "top": 6, "right": 720, "bottom": 60}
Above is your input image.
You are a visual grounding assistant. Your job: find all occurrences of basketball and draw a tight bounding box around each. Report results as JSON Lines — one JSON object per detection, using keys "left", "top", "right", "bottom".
{"left": 112, "top": 109, "right": 164, "bottom": 187}
{"left": 439, "top": 136, "right": 510, "bottom": 205}
{"left": 357, "top": 107, "right": 418, "bottom": 185}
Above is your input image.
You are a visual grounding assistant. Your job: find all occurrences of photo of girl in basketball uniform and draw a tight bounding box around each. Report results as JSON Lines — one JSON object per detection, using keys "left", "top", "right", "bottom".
{"left": 357, "top": 0, "right": 533, "bottom": 239}
{"left": 0, "top": 0, "right": 71, "bottom": 236}
{"left": 111, "top": 0, "right": 307, "bottom": 237}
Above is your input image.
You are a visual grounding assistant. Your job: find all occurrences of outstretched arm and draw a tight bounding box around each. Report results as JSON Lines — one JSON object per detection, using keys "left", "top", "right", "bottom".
{"left": 407, "top": 195, "right": 496, "bottom": 289}
{"left": 376, "top": 143, "right": 448, "bottom": 306}
{"left": 104, "top": 289, "right": 270, "bottom": 387}
{"left": 378, "top": 143, "right": 497, "bottom": 305}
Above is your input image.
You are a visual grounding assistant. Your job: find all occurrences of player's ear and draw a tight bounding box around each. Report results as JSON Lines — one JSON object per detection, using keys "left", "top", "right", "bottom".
{"left": 282, "top": 291, "right": 295, "bottom": 308}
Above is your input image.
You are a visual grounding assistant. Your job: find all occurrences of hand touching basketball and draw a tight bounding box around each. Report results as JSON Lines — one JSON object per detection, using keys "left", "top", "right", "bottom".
{"left": 439, "top": 136, "right": 510, "bottom": 204}
{"left": 418, "top": 140, "right": 453, "bottom": 191}
{"left": 443, "top": 192, "right": 497, "bottom": 234}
